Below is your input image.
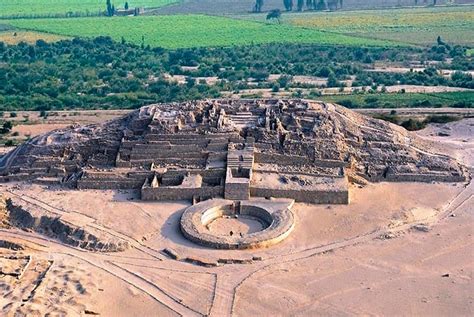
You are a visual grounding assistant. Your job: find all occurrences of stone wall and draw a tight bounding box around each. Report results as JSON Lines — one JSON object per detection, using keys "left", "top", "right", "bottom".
{"left": 385, "top": 173, "right": 466, "bottom": 183}
{"left": 77, "top": 170, "right": 152, "bottom": 189}
{"left": 224, "top": 181, "right": 250, "bottom": 200}
{"left": 180, "top": 199, "right": 295, "bottom": 249}
{"left": 77, "top": 179, "right": 144, "bottom": 189}
{"left": 255, "top": 152, "right": 347, "bottom": 168}
{"left": 250, "top": 187, "right": 349, "bottom": 204}
{"left": 141, "top": 185, "right": 223, "bottom": 201}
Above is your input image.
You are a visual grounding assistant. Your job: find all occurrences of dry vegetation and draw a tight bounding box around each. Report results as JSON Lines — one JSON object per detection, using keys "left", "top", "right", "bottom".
{"left": 0, "top": 30, "right": 67, "bottom": 44}
{"left": 286, "top": 6, "right": 474, "bottom": 45}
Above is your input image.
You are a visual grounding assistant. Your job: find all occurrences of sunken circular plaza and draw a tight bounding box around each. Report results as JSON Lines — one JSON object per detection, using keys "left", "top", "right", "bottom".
{"left": 180, "top": 199, "right": 295, "bottom": 249}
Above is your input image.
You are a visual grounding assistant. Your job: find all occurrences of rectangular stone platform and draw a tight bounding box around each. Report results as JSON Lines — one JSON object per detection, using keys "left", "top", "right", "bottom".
{"left": 250, "top": 171, "right": 349, "bottom": 204}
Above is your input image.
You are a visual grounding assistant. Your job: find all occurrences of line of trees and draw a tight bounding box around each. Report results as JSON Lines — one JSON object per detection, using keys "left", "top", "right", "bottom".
{"left": 254, "top": 0, "right": 447, "bottom": 13}
{"left": 254, "top": 0, "right": 264, "bottom": 12}
{"left": 1, "top": 11, "right": 102, "bottom": 19}
{"left": 283, "top": 0, "right": 293, "bottom": 11}
{"left": 254, "top": 0, "right": 343, "bottom": 12}
{"left": 302, "top": 0, "right": 341, "bottom": 11}
{"left": 412, "top": 0, "right": 442, "bottom": 6}
{"left": 106, "top": 0, "right": 116, "bottom": 16}
{"left": 105, "top": 1, "right": 137, "bottom": 16}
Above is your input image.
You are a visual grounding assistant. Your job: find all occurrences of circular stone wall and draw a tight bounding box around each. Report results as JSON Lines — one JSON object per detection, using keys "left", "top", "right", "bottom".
{"left": 180, "top": 199, "right": 295, "bottom": 249}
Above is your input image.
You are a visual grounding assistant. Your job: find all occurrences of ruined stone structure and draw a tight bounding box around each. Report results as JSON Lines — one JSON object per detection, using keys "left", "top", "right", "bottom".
{"left": 0, "top": 99, "right": 466, "bottom": 206}
{"left": 180, "top": 199, "right": 295, "bottom": 249}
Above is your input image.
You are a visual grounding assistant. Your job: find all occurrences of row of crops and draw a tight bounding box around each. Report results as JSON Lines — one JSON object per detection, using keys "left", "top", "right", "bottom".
{"left": 0, "top": 0, "right": 178, "bottom": 18}
{"left": 6, "top": 15, "right": 394, "bottom": 49}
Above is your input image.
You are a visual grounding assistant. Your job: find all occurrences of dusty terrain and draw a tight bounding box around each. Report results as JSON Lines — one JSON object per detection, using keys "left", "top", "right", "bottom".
{"left": 1, "top": 110, "right": 130, "bottom": 147}
{"left": 0, "top": 116, "right": 472, "bottom": 316}
{"left": 225, "top": 85, "right": 473, "bottom": 99}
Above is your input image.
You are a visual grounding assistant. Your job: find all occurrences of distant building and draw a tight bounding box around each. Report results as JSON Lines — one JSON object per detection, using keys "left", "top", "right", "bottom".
{"left": 115, "top": 7, "right": 144, "bottom": 16}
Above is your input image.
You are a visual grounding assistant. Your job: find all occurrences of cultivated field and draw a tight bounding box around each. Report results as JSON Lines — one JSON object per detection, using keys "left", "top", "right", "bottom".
{"left": 2, "top": 3, "right": 473, "bottom": 47}
{"left": 6, "top": 15, "right": 394, "bottom": 49}
{"left": 318, "top": 91, "right": 474, "bottom": 108}
{"left": 154, "top": 0, "right": 472, "bottom": 15}
{"left": 241, "top": 6, "right": 474, "bottom": 45}
{"left": 0, "top": 0, "right": 178, "bottom": 18}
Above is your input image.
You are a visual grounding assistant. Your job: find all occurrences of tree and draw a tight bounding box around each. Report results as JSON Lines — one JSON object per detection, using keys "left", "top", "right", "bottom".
{"left": 316, "top": 0, "right": 327, "bottom": 11}
{"left": 28, "top": 46, "right": 36, "bottom": 59}
{"left": 106, "top": 0, "right": 116, "bottom": 16}
{"left": 1, "top": 121, "right": 13, "bottom": 134}
{"left": 339, "top": 0, "right": 343, "bottom": 9}
{"left": 266, "top": 9, "right": 282, "bottom": 23}
{"left": 306, "top": 0, "right": 313, "bottom": 9}
{"left": 283, "top": 0, "right": 293, "bottom": 11}
{"left": 106, "top": 0, "right": 113, "bottom": 16}
{"left": 437, "top": 35, "right": 445, "bottom": 46}
{"left": 297, "top": 0, "right": 304, "bottom": 11}
{"left": 254, "top": 0, "right": 264, "bottom": 12}
{"left": 328, "top": 0, "right": 338, "bottom": 10}
{"left": 40, "top": 110, "right": 48, "bottom": 118}
{"left": 125, "top": 2, "right": 129, "bottom": 10}
{"left": 327, "top": 72, "right": 338, "bottom": 87}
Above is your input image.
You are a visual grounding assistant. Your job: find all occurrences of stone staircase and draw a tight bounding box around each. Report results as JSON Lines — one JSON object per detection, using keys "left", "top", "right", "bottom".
{"left": 227, "top": 145, "right": 254, "bottom": 170}
{"left": 229, "top": 112, "right": 258, "bottom": 128}
{"left": 225, "top": 143, "right": 255, "bottom": 200}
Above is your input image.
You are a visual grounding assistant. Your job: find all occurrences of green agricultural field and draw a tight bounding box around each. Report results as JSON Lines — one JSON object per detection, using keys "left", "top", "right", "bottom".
{"left": 0, "top": 0, "right": 178, "bottom": 18}
{"left": 241, "top": 6, "right": 474, "bottom": 46}
{"left": 6, "top": 15, "right": 396, "bottom": 49}
{"left": 317, "top": 91, "right": 474, "bottom": 108}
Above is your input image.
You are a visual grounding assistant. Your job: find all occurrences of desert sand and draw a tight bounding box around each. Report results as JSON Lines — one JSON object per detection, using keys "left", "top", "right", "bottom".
{"left": 0, "top": 117, "right": 472, "bottom": 316}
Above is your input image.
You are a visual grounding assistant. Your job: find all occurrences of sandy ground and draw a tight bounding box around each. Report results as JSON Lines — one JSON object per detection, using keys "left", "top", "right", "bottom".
{"left": 416, "top": 118, "right": 474, "bottom": 167}
{"left": 368, "top": 66, "right": 474, "bottom": 79}
{"left": 1, "top": 110, "right": 130, "bottom": 125}
{"left": 163, "top": 73, "right": 220, "bottom": 85}
{"left": 209, "top": 216, "right": 264, "bottom": 236}
{"left": 11, "top": 123, "right": 70, "bottom": 139}
{"left": 235, "top": 205, "right": 473, "bottom": 316}
{"left": 224, "top": 85, "right": 473, "bottom": 99}
{"left": 356, "top": 107, "right": 474, "bottom": 116}
{"left": 1, "top": 110, "right": 130, "bottom": 145}
{"left": 0, "top": 118, "right": 472, "bottom": 316}
{"left": 0, "top": 31, "right": 67, "bottom": 45}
